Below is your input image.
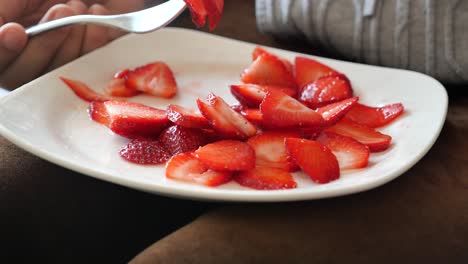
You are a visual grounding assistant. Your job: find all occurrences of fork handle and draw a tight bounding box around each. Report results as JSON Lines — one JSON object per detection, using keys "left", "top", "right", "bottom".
{"left": 26, "top": 15, "right": 122, "bottom": 37}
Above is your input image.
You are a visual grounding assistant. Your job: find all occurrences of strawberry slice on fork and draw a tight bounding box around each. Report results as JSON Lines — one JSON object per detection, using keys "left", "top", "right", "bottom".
{"left": 184, "top": 0, "right": 224, "bottom": 30}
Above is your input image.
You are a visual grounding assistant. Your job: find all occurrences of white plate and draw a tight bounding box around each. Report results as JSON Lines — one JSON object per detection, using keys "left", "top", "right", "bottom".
{"left": 0, "top": 28, "right": 447, "bottom": 202}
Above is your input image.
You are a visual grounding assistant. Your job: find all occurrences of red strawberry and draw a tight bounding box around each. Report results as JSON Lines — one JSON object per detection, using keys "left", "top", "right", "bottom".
{"left": 184, "top": 0, "right": 207, "bottom": 28}
{"left": 241, "top": 54, "right": 297, "bottom": 88}
{"left": 104, "top": 69, "right": 140, "bottom": 97}
{"left": 239, "top": 109, "right": 265, "bottom": 126}
{"left": 260, "top": 90, "right": 323, "bottom": 129}
{"left": 316, "top": 97, "right": 359, "bottom": 127}
{"left": 126, "top": 62, "right": 177, "bottom": 98}
{"left": 252, "top": 46, "right": 273, "bottom": 61}
{"left": 285, "top": 138, "right": 340, "bottom": 184}
{"left": 197, "top": 93, "right": 257, "bottom": 139}
{"left": 158, "top": 125, "right": 207, "bottom": 156}
{"left": 194, "top": 140, "right": 255, "bottom": 171}
{"left": 252, "top": 46, "right": 293, "bottom": 73}
{"left": 203, "top": 0, "right": 224, "bottom": 30}
{"left": 230, "top": 84, "right": 296, "bottom": 108}
{"left": 166, "top": 104, "right": 210, "bottom": 129}
{"left": 299, "top": 74, "right": 353, "bottom": 109}
{"left": 316, "top": 131, "right": 370, "bottom": 170}
{"left": 113, "top": 69, "right": 130, "bottom": 79}
{"left": 247, "top": 131, "right": 301, "bottom": 171}
{"left": 119, "top": 139, "right": 171, "bottom": 165}
{"left": 104, "top": 78, "right": 140, "bottom": 97}
{"left": 166, "top": 153, "right": 232, "bottom": 187}
{"left": 61, "top": 77, "right": 109, "bottom": 102}
{"left": 344, "top": 103, "right": 405, "bottom": 128}
{"left": 234, "top": 166, "right": 297, "bottom": 190}
{"left": 88, "top": 100, "right": 170, "bottom": 138}
{"left": 89, "top": 99, "right": 111, "bottom": 126}
{"left": 325, "top": 119, "right": 392, "bottom": 152}
{"left": 295, "top": 56, "right": 341, "bottom": 88}
{"left": 230, "top": 104, "right": 247, "bottom": 113}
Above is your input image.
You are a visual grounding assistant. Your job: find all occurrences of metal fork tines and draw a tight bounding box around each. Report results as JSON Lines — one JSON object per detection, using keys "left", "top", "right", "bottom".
{"left": 26, "top": 0, "right": 187, "bottom": 37}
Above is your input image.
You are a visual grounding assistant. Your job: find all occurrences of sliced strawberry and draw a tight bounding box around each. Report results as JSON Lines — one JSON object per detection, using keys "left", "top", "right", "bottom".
{"left": 89, "top": 100, "right": 111, "bottom": 126}
{"left": 166, "top": 153, "right": 232, "bottom": 187}
{"left": 316, "top": 97, "right": 359, "bottom": 127}
{"left": 252, "top": 46, "right": 271, "bottom": 61}
{"left": 260, "top": 90, "right": 323, "bottom": 129}
{"left": 241, "top": 54, "right": 297, "bottom": 88}
{"left": 113, "top": 69, "right": 130, "bottom": 79}
{"left": 299, "top": 74, "right": 353, "bottom": 109}
{"left": 166, "top": 104, "right": 210, "bottom": 129}
{"left": 344, "top": 103, "right": 405, "bottom": 128}
{"left": 208, "top": 93, "right": 258, "bottom": 139}
{"left": 234, "top": 166, "right": 297, "bottom": 190}
{"left": 126, "top": 62, "right": 177, "bottom": 98}
{"left": 198, "top": 99, "right": 239, "bottom": 138}
{"left": 285, "top": 138, "right": 340, "bottom": 184}
{"left": 230, "top": 104, "right": 246, "bottom": 113}
{"left": 119, "top": 138, "right": 171, "bottom": 165}
{"left": 230, "top": 84, "right": 296, "bottom": 108}
{"left": 325, "top": 119, "right": 392, "bottom": 152}
{"left": 197, "top": 93, "right": 257, "bottom": 139}
{"left": 194, "top": 140, "right": 255, "bottom": 171}
{"left": 316, "top": 131, "right": 370, "bottom": 170}
{"left": 105, "top": 69, "right": 140, "bottom": 97}
{"left": 88, "top": 100, "right": 170, "bottom": 138}
{"left": 252, "top": 46, "right": 293, "bottom": 73}
{"left": 104, "top": 78, "right": 140, "bottom": 97}
{"left": 61, "top": 77, "right": 109, "bottom": 102}
{"left": 203, "top": 0, "right": 223, "bottom": 30}
{"left": 239, "top": 109, "right": 265, "bottom": 125}
{"left": 158, "top": 125, "right": 207, "bottom": 156}
{"left": 184, "top": 0, "right": 207, "bottom": 28}
{"left": 295, "top": 56, "right": 341, "bottom": 88}
{"left": 247, "top": 131, "right": 301, "bottom": 171}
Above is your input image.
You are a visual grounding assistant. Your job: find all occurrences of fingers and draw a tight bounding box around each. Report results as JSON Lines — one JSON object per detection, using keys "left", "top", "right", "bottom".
{"left": 46, "top": 0, "right": 88, "bottom": 71}
{"left": 0, "top": 23, "right": 27, "bottom": 72}
{"left": 0, "top": 0, "right": 27, "bottom": 22}
{"left": 81, "top": 4, "right": 111, "bottom": 55}
{"left": 0, "top": 4, "right": 73, "bottom": 88}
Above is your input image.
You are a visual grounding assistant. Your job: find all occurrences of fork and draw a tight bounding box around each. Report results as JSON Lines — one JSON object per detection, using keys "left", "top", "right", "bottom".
{"left": 25, "top": 0, "right": 187, "bottom": 37}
